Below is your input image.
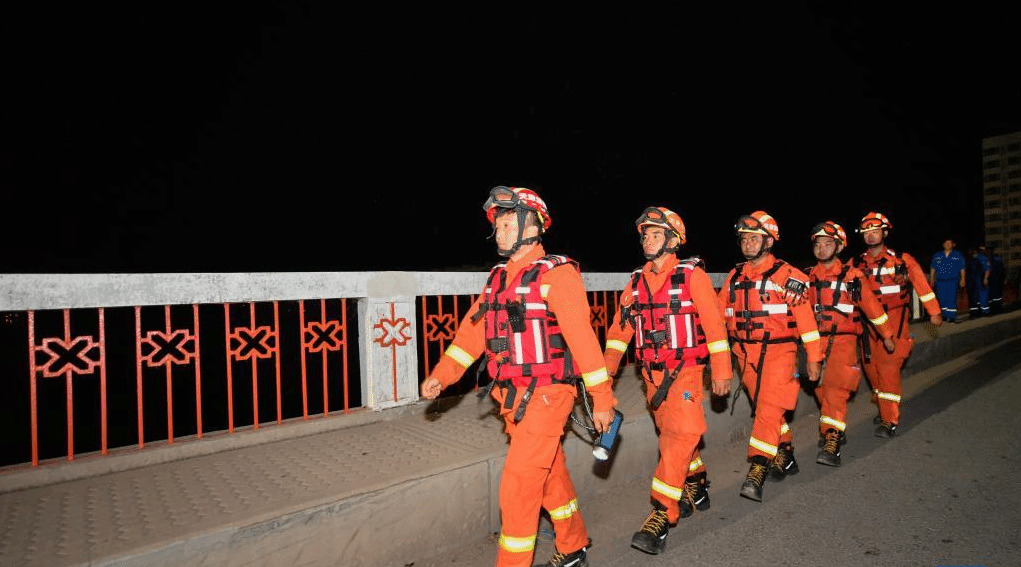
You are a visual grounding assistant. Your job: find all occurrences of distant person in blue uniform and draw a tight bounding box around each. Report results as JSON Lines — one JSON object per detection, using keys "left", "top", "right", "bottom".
{"left": 928, "top": 239, "right": 966, "bottom": 322}
{"left": 968, "top": 246, "right": 991, "bottom": 318}
{"left": 988, "top": 246, "right": 1007, "bottom": 314}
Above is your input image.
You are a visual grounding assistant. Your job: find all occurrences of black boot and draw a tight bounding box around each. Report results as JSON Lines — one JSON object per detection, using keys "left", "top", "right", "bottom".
{"left": 874, "top": 420, "right": 898, "bottom": 438}
{"left": 767, "top": 443, "right": 800, "bottom": 481}
{"left": 533, "top": 539, "right": 590, "bottom": 567}
{"left": 679, "top": 471, "right": 710, "bottom": 518}
{"left": 630, "top": 502, "right": 670, "bottom": 555}
{"left": 816, "top": 429, "right": 842, "bottom": 467}
{"left": 739, "top": 456, "right": 769, "bottom": 502}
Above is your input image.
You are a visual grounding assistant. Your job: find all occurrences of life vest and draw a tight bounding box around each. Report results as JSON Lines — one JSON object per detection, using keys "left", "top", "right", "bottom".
{"left": 725, "top": 259, "right": 803, "bottom": 344}
{"left": 853, "top": 249, "right": 911, "bottom": 312}
{"left": 809, "top": 264, "right": 862, "bottom": 336}
{"left": 473, "top": 254, "right": 581, "bottom": 389}
{"left": 624, "top": 258, "right": 709, "bottom": 369}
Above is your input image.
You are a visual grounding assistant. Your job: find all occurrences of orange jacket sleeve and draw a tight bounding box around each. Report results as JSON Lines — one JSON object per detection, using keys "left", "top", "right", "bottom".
{"left": 690, "top": 268, "right": 732, "bottom": 382}
{"left": 785, "top": 266, "right": 823, "bottom": 363}
{"left": 602, "top": 282, "right": 636, "bottom": 376}
{"left": 427, "top": 295, "right": 487, "bottom": 389}
{"left": 903, "top": 253, "right": 941, "bottom": 317}
{"left": 545, "top": 265, "right": 617, "bottom": 413}
{"left": 852, "top": 268, "right": 895, "bottom": 340}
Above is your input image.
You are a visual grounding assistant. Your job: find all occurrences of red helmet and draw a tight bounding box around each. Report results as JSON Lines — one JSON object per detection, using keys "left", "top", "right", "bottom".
{"left": 857, "top": 212, "right": 892, "bottom": 233}
{"left": 483, "top": 186, "right": 552, "bottom": 231}
{"left": 810, "top": 220, "right": 847, "bottom": 247}
{"left": 735, "top": 210, "right": 779, "bottom": 241}
{"left": 635, "top": 206, "right": 687, "bottom": 245}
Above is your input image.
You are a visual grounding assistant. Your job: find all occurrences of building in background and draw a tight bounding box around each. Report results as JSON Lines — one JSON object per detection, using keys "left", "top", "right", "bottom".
{"left": 981, "top": 131, "right": 1021, "bottom": 273}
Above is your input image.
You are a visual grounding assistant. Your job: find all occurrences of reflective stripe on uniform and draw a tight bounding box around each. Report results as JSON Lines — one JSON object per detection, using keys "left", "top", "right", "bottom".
{"left": 525, "top": 303, "right": 547, "bottom": 311}
{"left": 499, "top": 533, "right": 536, "bottom": 553}
{"left": 689, "top": 456, "right": 704, "bottom": 472}
{"left": 606, "top": 339, "right": 629, "bottom": 353}
{"left": 877, "top": 391, "right": 901, "bottom": 403}
{"left": 879, "top": 284, "right": 901, "bottom": 294}
{"left": 763, "top": 303, "right": 788, "bottom": 314}
{"left": 583, "top": 368, "right": 609, "bottom": 388}
{"left": 820, "top": 415, "right": 846, "bottom": 431}
{"left": 919, "top": 291, "right": 935, "bottom": 303}
{"left": 548, "top": 498, "right": 579, "bottom": 520}
{"left": 869, "top": 313, "right": 889, "bottom": 326}
{"left": 835, "top": 303, "right": 854, "bottom": 314}
{"left": 749, "top": 436, "right": 778, "bottom": 456}
{"left": 445, "top": 344, "right": 476, "bottom": 368}
{"left": 515, "top": 287, "right": 531, "bottom": 294}
{"left": 779, "top": 422, "right": 790, "bottom": 436}
{"left": 540, "top": 284, "right": 551, "bottom": 298}
{"left": 652, "top": 477, "right": 683, "bottom": 500}
{"left": 801, "top": 330, "right": 820, "bottom": 343}
{"left": 725, "top": 307, "right": 734, "bottom": 317}
{"left": 708, "top": 339, "right": 729, "bottom": 354}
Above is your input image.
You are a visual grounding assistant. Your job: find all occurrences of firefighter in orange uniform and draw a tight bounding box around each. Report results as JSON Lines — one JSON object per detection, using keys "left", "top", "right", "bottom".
{"left": 719, "top": 211, "right": 822, "bottom": 502}
{"left": 601, "top": 207, "right": 732, "bottom": 555}
{"left": 851, "top": 212, "right": 942, "bottom": 438}
{"left": 420, "top": 186, "right": 615, "bottom": 567}
{"left": 807, "top": 221, "right": 896, "bottom": 466}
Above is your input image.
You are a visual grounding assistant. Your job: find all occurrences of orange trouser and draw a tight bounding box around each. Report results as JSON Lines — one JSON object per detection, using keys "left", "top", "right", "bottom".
{"left": 863, "top": 313, "right": 913, "bottom": 425}
{"left": 815, "top": 334, "right": 862, "bottom": 434}
{"left": 734, "top": 342, "right": 799, "bottom": 459}
{"left": 493, "top": 384, "right": 588, "bottom": 567}
{"left": 644, "top": 364, "right": 708, "bottom": 523}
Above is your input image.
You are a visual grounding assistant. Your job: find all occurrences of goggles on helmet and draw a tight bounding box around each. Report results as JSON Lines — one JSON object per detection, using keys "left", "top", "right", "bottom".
{"left": 635, "top": 207, "right": 669, "bottom": 228}
{"left": 735, "top": 215, "right": 768, "bottom": 235}
{"left": 483, "top": 186, "right": 550, "bottom": 229}
{"left": 856, "top": 219, "right": 886, "bottom": 233}
{"left": 811, "top": 221, "right": 846, "bottom": 247}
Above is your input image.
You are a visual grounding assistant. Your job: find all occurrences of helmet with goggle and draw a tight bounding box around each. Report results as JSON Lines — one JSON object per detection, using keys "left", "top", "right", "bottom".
{"left": 635, "top": 207, "right": 686, "bottom": 244}
{"left": 735, "top": 210, "right": 780, "bottom": 241}
{"left": 856, "top": 212, "right": 892, "bottom": 233}
{"left": 483, "top": 186, "right": 551, "bottom": 257}
{"left": 810, "top": 221, "right": 847, "bottom": 247}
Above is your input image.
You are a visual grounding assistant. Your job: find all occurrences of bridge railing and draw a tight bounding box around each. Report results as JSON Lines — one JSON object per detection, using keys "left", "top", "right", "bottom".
{"left": 0, "top": 271, "right": 925, "bottom": 472}
{"left": 0, "top": 271, "right": 646, "bottom": 471}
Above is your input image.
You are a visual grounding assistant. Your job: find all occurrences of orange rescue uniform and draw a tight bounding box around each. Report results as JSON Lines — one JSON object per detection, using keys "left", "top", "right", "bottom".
{"left": 603, "top": 255, "right": 731, "bottom": 523}
{"left": 807, "top": 261, "right": 894, "bottom": 435}
{"left": 428, "top": 245, "right": 615, "bottom": 567}
{"left": 851, "top": 246, "right": 940, "bottom": 425}
{"left": 719, "top": 253, "right": 823, "bottom": 459}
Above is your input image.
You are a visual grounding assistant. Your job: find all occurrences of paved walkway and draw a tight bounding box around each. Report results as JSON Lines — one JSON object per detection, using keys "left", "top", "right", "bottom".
{"left": 0, "top": 310, "right": 1018, "bottom": 567}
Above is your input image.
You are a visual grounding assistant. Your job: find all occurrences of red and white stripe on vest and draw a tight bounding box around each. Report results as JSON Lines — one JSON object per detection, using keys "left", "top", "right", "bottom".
{"left": 853, "top": 249, "right": 912, "bottom": 312}
{"left": 809, "top": 265, "right": 864, "bottom": 336}
{"left": 725, "top": 260, "right": 801, "bottom": 344}
{"left": 627, "top": 259, "right": 710, "bottom": 365}
{"left": 479, "top": 255, "right": 581, "bottom": 388}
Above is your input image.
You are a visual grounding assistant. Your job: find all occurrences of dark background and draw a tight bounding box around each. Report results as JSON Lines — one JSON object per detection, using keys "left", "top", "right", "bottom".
{"left": 3, "top": 4, "right": 1020, "bottom": 275}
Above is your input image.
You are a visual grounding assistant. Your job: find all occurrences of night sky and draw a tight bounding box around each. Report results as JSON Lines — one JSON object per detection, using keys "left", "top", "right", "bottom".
{"left": 3, "top": 5, "right": 1020, "bottom": 276}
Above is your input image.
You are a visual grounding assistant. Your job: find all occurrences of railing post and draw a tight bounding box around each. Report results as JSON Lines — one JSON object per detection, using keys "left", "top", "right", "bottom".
{"left": 359, "top": 272, "right": 421, "bottom": 409}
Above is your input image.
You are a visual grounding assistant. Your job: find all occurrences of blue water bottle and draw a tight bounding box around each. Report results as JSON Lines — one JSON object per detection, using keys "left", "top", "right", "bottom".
{"left": 592, "top": 409, "right": 624, "bottom": 461}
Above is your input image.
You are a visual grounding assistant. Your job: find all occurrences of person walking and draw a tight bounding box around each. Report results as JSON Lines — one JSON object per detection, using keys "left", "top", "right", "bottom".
{"left": 719, "top": 210, "right": 822, "bottom": 502}
{"left": 807, "top": 221, "right": 895, "bottom": 467}
{"left": 852, "top": 212, "right": 942, "bottom": 438}
{"left": 601, "top": 206, "right": 732, "bottom": 555}
{"left": 420, "top": 186, "right": 616, "bottom": 567}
